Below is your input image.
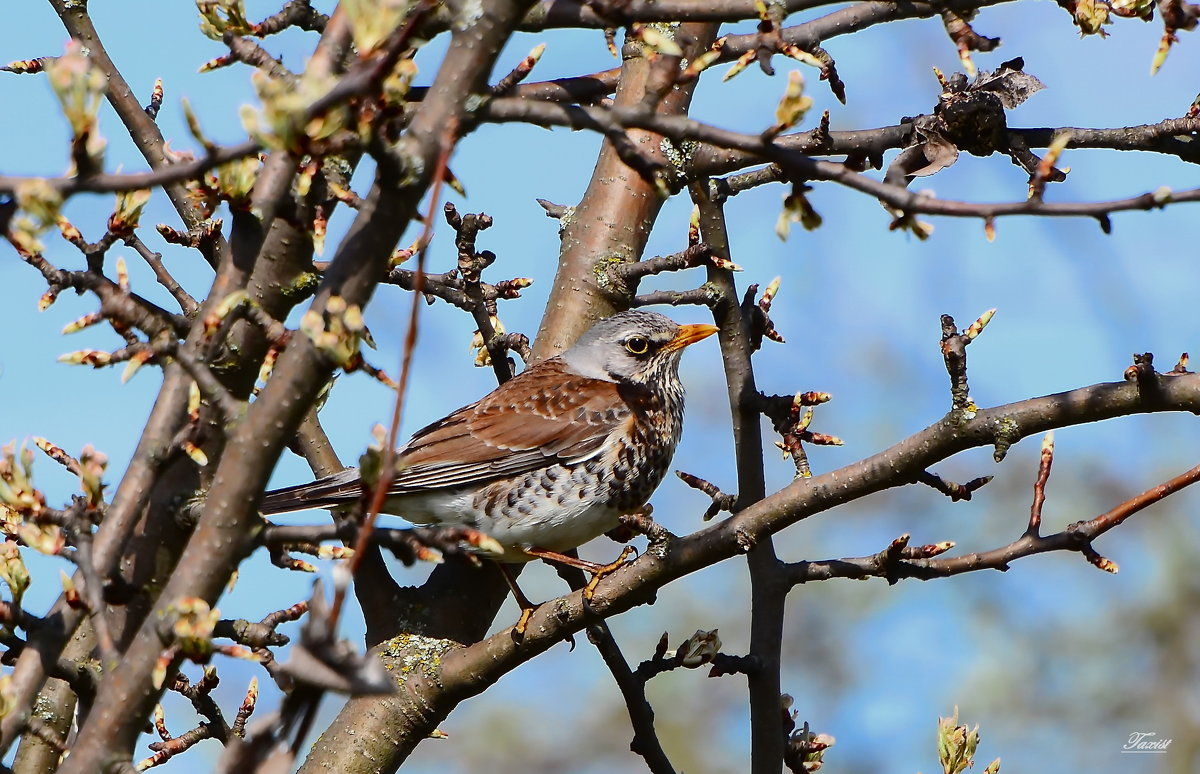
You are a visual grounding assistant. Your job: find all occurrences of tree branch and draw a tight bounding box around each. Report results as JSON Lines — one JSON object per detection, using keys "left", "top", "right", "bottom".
{"left": 481, "top": 99, "right": 1200, "bottom": 222}
{"left": 355, "top": 372, "right": 1200, "bottom": 758}
{"left": 691, "top": 182, "right": 783, "bottom": 774}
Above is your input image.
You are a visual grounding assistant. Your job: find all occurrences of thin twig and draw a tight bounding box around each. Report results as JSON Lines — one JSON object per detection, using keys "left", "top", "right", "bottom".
{"left": 67, "top": 529, "right": 119, "bottom": 667}
{"left": 1027, "top": 432, "right": 1054, "bottom": 536}
{"left": 587, "top": 622, "right": 678, "bottom": 774}
{"left": 480, "top": 98, "right": 1200, "bottom": 223}
{"left": 690, "top": 181, "right": 782, "bottom": 774}
{"left": 125, "top": 234, "right": 200, "bottom": 316}
{"left": 786, "top": 457, "right": 1200, "bottom": 585}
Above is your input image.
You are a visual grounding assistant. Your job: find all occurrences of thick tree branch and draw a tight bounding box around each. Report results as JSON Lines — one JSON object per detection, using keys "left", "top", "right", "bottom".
{"left": 55, "top": 1, "right": 530, "bottom": 767}
{"left": 530, "top": 24, "right": 720, "bottom": 359}
{"left": 357, "top": 373, "right": 1200, "bottom": 753}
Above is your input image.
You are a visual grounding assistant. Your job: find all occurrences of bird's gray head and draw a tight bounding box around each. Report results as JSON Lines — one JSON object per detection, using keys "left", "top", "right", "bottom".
{"left": 561, "top": 310, "right": 717, "bottom": 385}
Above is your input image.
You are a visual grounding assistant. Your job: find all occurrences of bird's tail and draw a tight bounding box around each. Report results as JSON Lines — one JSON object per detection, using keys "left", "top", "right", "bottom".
{"left": 260, "top": 468, "right": 362, "bottom": 515}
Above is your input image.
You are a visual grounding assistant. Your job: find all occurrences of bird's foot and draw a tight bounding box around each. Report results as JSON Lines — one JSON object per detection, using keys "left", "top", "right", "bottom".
{"left": 514, "top": 604, "right": 536, "bottom": 638}
{"left": 495, "top": 562, "right": 539, "bottom": 640}
{"left": 521, "top": 545, "right": 638, "bottom": 603}
{"left": 582, "top": 545, "right": 635, "bottom": 602}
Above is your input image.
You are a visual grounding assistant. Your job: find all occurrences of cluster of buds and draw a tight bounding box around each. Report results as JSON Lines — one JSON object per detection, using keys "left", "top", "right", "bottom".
{"left": 197, "top": 0, "right": 252, "bottom": 40}
{"left": 0, "top": 442, "right": 45, "bottom": 519}
{"left": 665, "top": 628, "right": 723, "bottom": 668}
{"left": 0, "top": 439, "right": 107, "bottom": 555}
{"left": 888, "top": 209, "right": 935, "bottom": 241}
{"left": 214, "top": 156, "right": 263, "bottom": 210}
{"left": 0, "top": 542, "right": 30, "bottom": 609}
{"left": 107, "top": 189, "right": 152, "bottom": 238}
{"left": 629, "top": 23, "right": 684, "bottom": 57}
{"left": 469, "top": 315, "right": 506, "bottom": 367}
{"left": 240, "top": 68, "right": 346, "bottom": 154}
{"left": 343, "top": 0, "right": 412, "bottom": 53}
{"left": 775, "top": 183, "right": 822, "bottom": 241}
{"left": 15, "top": 179, "right": 63, "bottom": 233}
{"left": 181, "top": 174, "right": 222, "bottom": 220}
{"left": 77, "top": 443, "right": 109, "bottom": 509}
{"left": 760, "top": 390, "right": 842, "bottom": 478}
{"left": 381, "top": 59, "right": 419, "bottom": 108}
{"left": 740, "top": 277, "right": 785, "bottom": 352}
{"left": 154, "top": 597, "right": 257, "bottom": 690}
{"left": 781, "top": 698, "right": 836, "bottom": 773}
{"left": 157, "top": 218, "right": 224, "bottom": 248}
{"left": 9, "top": 178, "right": 64, "bottom": 256}
{"left": 46, "top": 40, "right": 107, "bottom": 174}
{"left": 1060, "top": 0, "right": 1112, "bottom": 37}
{"left": 300, "top": 296, "right": 371, "bottom": 369}
{"left": 271, "top": 539, "right": 359, "bottom": 573}
{"left": 714, "top": 3, "right": 846, "bottom": 102}
{"left": 170, "top": 597, "right": 221, "bottom": 663}
{"left": 637, "top": 628, "right": 727, "bottom": 679}
{"left": 765, "top": 71, "right": 813, "bottom": 140}
{"left": 203, "top": 290, "right": 250, "bottom": 338}
{"left": 937, "top": 707, "right": 1000, "bottom": 774}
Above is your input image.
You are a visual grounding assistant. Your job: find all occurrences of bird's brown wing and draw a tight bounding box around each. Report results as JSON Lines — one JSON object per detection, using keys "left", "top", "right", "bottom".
{"left": 259, "top": 358, "right": 628, "bottom": 513}
{"left": 391, "top": 357, "right": 628, "bottom": 490}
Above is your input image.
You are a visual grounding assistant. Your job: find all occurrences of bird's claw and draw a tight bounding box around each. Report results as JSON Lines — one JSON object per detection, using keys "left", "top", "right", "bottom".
{"left": 583, "top": 545, "right": 636, "bottom": 602}
{"left": 514, "top": 604, "right": 536, "bottom": 639}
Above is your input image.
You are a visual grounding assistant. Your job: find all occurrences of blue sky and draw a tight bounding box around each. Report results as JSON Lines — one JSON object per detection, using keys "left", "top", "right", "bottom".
{"left": 3, "top": 2, "right": 1200, "bottom": 772}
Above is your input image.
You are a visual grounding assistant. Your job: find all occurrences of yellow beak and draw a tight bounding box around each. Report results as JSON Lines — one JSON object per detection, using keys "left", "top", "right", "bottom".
{"left": 664, "top": 323, "right": 719, "bottom": 352}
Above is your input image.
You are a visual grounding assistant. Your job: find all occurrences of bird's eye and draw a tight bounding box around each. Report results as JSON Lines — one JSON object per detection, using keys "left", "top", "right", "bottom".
{"left": 625, "top": 336, "right": 650, "bottom": 355}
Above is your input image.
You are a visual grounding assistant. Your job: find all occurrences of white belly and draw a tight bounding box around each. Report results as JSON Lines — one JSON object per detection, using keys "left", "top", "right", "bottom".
{"left": 382, "top": 489, "right": 621, "bottom": 562}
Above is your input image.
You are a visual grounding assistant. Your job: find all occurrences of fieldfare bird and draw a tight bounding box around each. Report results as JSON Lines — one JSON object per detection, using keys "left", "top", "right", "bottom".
{"left": 261, "top": 310, "right": 716, "bottom": 623}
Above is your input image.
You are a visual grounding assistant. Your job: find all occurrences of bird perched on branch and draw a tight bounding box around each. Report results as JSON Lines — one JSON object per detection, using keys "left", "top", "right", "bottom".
{"left": 261, "top": 310, "right": 717, "bottom": 627}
